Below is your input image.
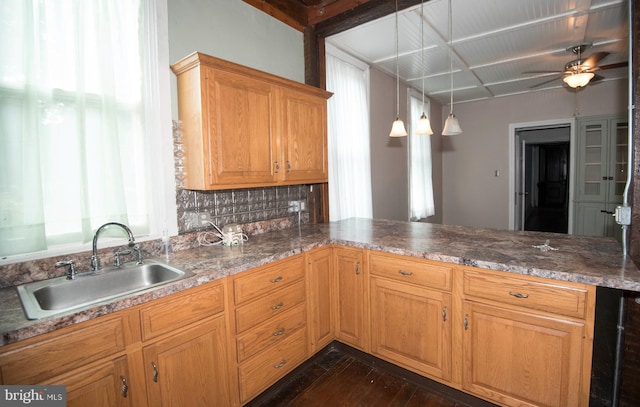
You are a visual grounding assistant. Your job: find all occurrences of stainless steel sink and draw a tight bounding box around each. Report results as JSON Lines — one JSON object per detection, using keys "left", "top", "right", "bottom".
{"left": 17, "top": 260, "right": 194, "bottom": 320}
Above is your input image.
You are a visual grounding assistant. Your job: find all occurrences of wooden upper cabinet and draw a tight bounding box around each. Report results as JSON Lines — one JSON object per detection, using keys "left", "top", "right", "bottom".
{"left": 171, "top": 52, "right": 332, "bottom": 190}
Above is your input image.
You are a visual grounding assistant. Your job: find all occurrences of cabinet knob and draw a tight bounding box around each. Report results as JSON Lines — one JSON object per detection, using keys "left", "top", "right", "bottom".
{"left": 273, "top": 359, "right": 287, "bottom": 369}
{"left": 398, "top": 270, "right": 413, "bottom": 276}
{"left": 442, "top": 306, "right": 447, "bottom": 322}
{"left": 508, "top": 291, "right": 529, "bottom": 299}
{"left": 272, "top": 327, "right": 285, "bottom": 337}
{"left": 464, "top": 314, "right": 469, "bottom": 330}
{"left": 286, "top": 161, "right": 291, "bottom": 172}
{"left": 271, "top": 302, "right": 284, "bottom": 310}
{"left": 270, "top": 276, "right": 283, "bottom": 283}
{"left": 274, "top": 161, "right": 280, "bottom": 173}
{"left": 355, "top": 262, "right": 360, "bottom": 275}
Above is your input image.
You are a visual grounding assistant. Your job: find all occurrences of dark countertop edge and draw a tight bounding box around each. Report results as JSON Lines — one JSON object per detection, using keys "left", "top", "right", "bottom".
{"left": 2, "top": 229, "right": 639, "bottom": 347}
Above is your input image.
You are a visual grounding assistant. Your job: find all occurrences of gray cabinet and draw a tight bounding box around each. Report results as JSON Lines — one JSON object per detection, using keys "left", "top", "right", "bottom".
{"left": 574, "top": 115, "right": 628, "bottom": 239}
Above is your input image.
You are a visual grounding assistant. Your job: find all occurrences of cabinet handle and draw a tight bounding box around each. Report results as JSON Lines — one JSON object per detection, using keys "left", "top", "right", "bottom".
{"left": 508, "top": 291, "right": 529, "bottom": 299}
{"left": 270, "top": 276, "right": 283, "bottom": 283}
{"left": 442, "top": 306, "right": 447, "bottom": 322}
{"left": 271, "top": 302, "right": 284, "bottom": 310}
{"left": 464, "top": 314, "right": 469, "bottom": 330}
{"left": 273, "top": 359, "right": 287, "bottom": 369}
{"left": 120, "top": 375, "right": 128, "bottom": 398}
{"left": 398, "top": 270, "right": 413, "bottom": 276}
{"left": 286, "top": 161, "right": 291, "bottom": 172}
{"left": 151, "top": 361, "right": 158, "bottom": 382}
{"left": 274, "top": 161, "right": 280, "bottom": 173}
{"left": 355, "top": 262, "right": 360, "bottom": 275}
{"left": 273, "top": 327, "right": 285, "bottom": 336}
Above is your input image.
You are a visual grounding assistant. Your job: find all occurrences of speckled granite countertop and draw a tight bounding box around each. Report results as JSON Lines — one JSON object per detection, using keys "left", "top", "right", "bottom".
{"left": 2, "top": 218, "right": 639, "bottom": 346}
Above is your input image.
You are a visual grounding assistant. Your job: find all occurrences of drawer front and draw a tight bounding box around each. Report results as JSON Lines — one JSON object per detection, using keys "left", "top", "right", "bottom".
{"left": 140, "top": 282, "right": 225, "bottom": 341}
{"left": 463, "top": 269, "right": 588, "bottom": 318}
{"left": 234, "top": 255, "right": 305, "bottom": 305}
{"left": 0, "top": 316, "right": 126, "bottom": 384}
{"left": 236, "top": 304, "right": 306, "bottom": 363}
{"left": 370, "top": 252, "right": 452, "bottom": 291}
{"left": 238, "top": 328, "right": 307, "bottom": 404}
{"left": 235, "top": 280, "right": 305, "bottom": 334}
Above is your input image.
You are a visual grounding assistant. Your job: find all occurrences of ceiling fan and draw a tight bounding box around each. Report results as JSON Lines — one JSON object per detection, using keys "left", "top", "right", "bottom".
{"left": 525, "top": 44, "right": 628, "bottom": 89}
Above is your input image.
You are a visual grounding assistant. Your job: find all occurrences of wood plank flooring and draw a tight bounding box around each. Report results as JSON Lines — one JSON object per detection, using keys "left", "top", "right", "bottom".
{"left": 246, "top": 342, "right": 497, "bottom": 407}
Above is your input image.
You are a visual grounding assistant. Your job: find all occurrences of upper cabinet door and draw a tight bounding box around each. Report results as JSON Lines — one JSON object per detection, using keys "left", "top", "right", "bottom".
{"left": 279, "top": 88, "right": 328, "bottom": 184}
{"left": 206, "top": 67, "right": 279, "bottom": 187}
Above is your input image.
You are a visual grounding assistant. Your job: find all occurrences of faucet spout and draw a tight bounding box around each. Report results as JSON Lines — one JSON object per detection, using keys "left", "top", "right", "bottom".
{"left": 91, "top": 222, "right": 136, "bottom": 271}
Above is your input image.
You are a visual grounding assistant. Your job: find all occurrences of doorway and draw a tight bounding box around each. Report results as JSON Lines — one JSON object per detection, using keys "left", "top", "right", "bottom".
{"left": 513, "top": 123, "right": 573, "bottom": 233}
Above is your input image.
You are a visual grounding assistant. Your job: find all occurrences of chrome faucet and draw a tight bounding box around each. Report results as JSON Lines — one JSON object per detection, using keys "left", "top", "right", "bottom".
{"left": 91, "top": 222, "right": 136, "bottom": 271}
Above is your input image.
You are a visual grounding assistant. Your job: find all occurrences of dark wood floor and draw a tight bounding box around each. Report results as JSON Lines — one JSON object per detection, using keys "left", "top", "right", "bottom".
{"left": 246, "top": 342, "right": 497, "bottom": 407}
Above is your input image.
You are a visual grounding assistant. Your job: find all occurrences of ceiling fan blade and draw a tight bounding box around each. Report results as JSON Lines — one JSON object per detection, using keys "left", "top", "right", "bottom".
{"left": 589, "top": 74, "right": 605, "bottom": 83}
{"left": 530, "top": 75, "right": 562, "bottom": 88}
{"left": 522, "top": 70, "right": 563, "bottom": 74}
{"left": 581, "top": 52, "right": 609, "bottom": 70}
{"left": 596, "top": 61, "right": 628, "bottom": 71}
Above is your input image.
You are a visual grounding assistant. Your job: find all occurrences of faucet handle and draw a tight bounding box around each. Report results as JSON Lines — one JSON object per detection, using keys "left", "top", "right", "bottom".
{"left": 133, "top": 244, "right": 143, "bottom": 265}
{"left": 114, "top": 249, "right": 133, "bottom": 267}
{"left": 55, "top": 260, "right": 77, "bottom": 280}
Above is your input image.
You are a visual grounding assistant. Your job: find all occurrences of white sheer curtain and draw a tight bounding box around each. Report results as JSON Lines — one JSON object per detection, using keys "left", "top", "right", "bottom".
{"left": 409, "top": 93, "right": 435, "bottom": 220}
{"left": 326, "top": 47, "right": 373, "bottom": 221}
{"left": 0, "top": 0, "right": 159, "bottom": 257}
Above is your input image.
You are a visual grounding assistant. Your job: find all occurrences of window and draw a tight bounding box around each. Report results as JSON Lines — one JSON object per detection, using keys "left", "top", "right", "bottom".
{"left": 0, "top": 0, "right": 172, "bottom": 260}
{"left": 409, "top": 92, "right": 435, "bottom": 221}
{"left": 326, "top": 45, "right": 373, "bottom": 221}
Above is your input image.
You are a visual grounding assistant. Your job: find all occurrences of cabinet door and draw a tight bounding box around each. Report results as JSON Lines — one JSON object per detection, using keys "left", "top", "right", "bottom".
{"left": 143, "top": 315, "right": 230, "bottom": 407}
{"left": 306, "top": 247, "right": 334, "bottom": 353}
{"left": 462, "top": 301, "right": 586, "bottom": 407}
{"left": 205, "top": 67, "right": 279, "bottom": 187}
{"left": 279, "top": 88, "right": 328, "bottom": 183}
{"left": 576, "top": 119, "right": 609, "bottom": 202}
{"left": 608, "top": 118, "right": 628, "bottom": 202}
{"left": 370, "top": 277, "right": 451, "bottom": 381}
{"left": 44, "top": 356, "right": 131, "bottom": 407}
{"left": 333, "top": 247, "right": 368, "bottom": 351}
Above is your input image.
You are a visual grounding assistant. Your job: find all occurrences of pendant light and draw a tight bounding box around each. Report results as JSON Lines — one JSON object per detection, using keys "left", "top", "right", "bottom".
{"left": 442, "top": 0, "right": 462, "bottom": 136}
{"left": 389, "top": 0, "right": 408, "bottom": 137}
{"left": 415, "top": 0, "right": 434, "bottom": 135}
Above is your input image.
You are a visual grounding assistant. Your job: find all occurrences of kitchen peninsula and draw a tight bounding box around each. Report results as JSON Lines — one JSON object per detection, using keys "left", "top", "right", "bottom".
{"left": 1, "top": 218, "right": 638, "bottom": 406}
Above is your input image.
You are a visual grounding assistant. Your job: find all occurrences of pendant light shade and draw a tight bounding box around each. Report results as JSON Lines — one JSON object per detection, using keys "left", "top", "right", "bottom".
{"left": 415, "top": 0, "right": 433, "bottom": 136}
{"left": 442, "top": 0, "right": 462, "bottom": 136}
{"left": 390, "top": 118, "right": 409, "bottom": 137}
{"left": 389, "top": 0, "right": 408, "bottom": 138}
{"left": 442, "top": 113, "right": 462, "bottom": 135}
{"left": 416, "top": 113, "right": 433, "bottom": 135}
{"left": 563, "top": 72, "right": 594, "bottom": 88}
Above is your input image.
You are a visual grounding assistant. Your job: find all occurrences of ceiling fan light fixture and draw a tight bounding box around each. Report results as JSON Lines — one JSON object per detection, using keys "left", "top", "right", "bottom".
{"left": 442, "top": 113, "right": 462, "bottom": 136}
{"left": 563, "top": 72, "right": 595, "bottom": 88}
{"left": 390, "top": 117, "right": 409, "bottom": 137}
{"left": 415, "top": 112, "right": 434, "bottom": 135}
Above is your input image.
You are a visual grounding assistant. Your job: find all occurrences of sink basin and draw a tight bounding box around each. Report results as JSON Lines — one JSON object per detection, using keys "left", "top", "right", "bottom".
{"left": 17, "top": 260, "right": 194, "bottom": 320}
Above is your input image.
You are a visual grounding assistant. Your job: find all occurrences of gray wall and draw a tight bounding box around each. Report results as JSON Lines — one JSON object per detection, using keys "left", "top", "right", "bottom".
{"left": 440, "top": 79, "right": 628, "bottom": 229}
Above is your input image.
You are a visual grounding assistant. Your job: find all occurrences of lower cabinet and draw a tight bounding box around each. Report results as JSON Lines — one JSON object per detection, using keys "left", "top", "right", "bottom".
{"left": 369, "top": 251, "right": 452, "bottom": 382}
{"left": 44, "top": 356, "right": 132, "bottom": 407}
{"left": 460, "top": 267, "right": 595, "bottom": 407}
{"left": 306, "top": 246, "right": 335, "bottom": 354}
{"left": 142, "top": 315, "right": 230, "bottom": 407}
{"left": 333, "top": 246, "right": 369, "bottom": 351}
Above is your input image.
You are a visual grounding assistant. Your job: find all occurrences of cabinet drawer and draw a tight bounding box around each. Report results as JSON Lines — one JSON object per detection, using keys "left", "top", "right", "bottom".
{"left": 233, "top": 255, "right": 305, "bottom": 305}
{"left": 370, "top": 252, "right": 452, "bottom": 291}
{"left": 238, "top": 327, "right": 307, "bottom": 404}
{"left": 0, "top": 315, "right": 127, "bottom": 384}
{"left": 237, "top": 304, "right": 306, "bottom": 363}
{"left": 140, "top": 282, "right": 224, "bottom": 341}
{"left": 235, "top": 280, "right": 305, "bottom": 334}
{"left": 463, "top": 269, "right": 588, "bottom": 318}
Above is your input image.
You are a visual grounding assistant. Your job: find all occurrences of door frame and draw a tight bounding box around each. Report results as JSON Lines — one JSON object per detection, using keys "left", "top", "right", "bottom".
{"left": 508, "top": 118, "right": 576, "bottom": 232}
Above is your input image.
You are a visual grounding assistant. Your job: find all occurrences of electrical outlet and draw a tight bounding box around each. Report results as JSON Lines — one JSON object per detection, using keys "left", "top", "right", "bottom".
{"left": 615, "top": 205, "right": 632, "bottom": 226}
{"left": 184, "top": 211, "right": 211, "bottom": 228}
{"left": 288, "top": 200, "right": 300, "bottom": 213}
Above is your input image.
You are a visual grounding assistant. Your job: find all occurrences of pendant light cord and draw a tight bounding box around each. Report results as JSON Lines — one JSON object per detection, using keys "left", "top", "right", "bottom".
{"left": 395, "top": 0, "right": 400, "bottom": 118}
{"left": 420, "top": 0, "right": 425, "bottom": 112}
{"left": 448, "top": 0, "right": 454, "bottom": 115}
